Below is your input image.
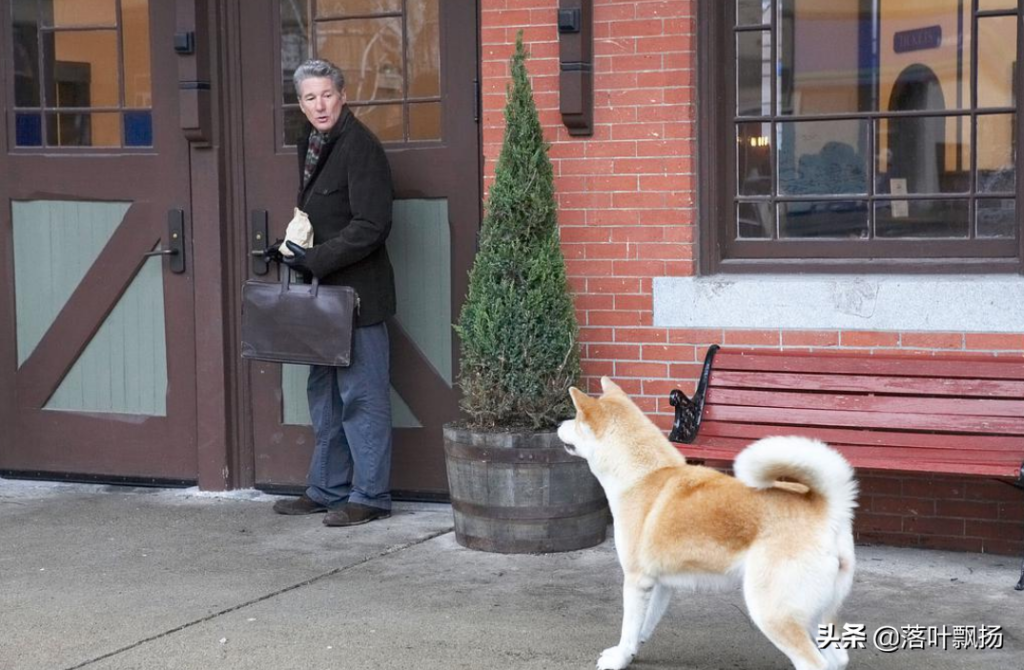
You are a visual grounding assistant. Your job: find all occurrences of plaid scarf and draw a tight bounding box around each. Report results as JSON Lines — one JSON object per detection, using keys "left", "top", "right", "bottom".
{"left": 302, "top": 130, "right": 325, "bottom": 188}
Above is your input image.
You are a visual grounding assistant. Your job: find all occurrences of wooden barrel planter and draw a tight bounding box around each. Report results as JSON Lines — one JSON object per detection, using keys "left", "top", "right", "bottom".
{"left": 442, "top": 425, "right": 609, "bottom": 553}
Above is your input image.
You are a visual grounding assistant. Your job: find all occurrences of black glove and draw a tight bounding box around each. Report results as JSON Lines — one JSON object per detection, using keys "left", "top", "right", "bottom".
{"left": 281, "top": 241, "right": 313, "bottom": 275}
{"left": 262, "top": 239, "right": 285, "bottom": 263}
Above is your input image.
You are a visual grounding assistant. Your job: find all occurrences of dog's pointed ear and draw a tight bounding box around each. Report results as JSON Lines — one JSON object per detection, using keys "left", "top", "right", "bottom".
{"left": 568, "top": 386, "right": 595, "bottom": 415}
{"left": 600, "top": 376, "right": 623, "bottom": 394}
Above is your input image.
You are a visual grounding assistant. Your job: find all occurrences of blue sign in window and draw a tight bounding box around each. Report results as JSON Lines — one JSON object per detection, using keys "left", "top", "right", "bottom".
{"left": 124, "top": 111, "right": 153, "bottom": 147}
{"left": 894, "top": 26, "right": 942, "bottom": 54}
{"left": 15, "top": 113, "right": 42, "bottom": 147}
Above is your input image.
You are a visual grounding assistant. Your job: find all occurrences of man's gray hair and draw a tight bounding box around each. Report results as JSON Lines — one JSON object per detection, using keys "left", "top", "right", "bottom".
{"left": 293, "top": 59, "right": 346, "bottom": 97}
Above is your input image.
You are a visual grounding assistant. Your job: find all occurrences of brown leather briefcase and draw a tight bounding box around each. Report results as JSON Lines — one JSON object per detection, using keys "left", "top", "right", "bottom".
{"left": 241, "top": 269, "right": 358, "bottom": 367}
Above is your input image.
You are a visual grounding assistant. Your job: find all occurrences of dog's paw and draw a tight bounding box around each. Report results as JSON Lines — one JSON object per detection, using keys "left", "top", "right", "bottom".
{"left": 597, "top": 645, "right": 634, "bottom": 670}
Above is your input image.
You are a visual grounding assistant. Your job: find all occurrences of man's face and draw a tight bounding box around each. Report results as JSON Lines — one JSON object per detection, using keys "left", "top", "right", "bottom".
{"left": 298, "top": 76, "right": 346, "bottom": 133}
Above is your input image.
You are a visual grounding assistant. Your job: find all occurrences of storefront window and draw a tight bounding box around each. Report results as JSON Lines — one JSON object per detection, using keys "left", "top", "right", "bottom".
{"left": 280, "top": 0, "right": 441, "bottom": 145}
{"left": 708, "top": 0, "right": 1021, "bottom": 272}
{"left": 10, "top": 0, "right": 151, "bottom": 148}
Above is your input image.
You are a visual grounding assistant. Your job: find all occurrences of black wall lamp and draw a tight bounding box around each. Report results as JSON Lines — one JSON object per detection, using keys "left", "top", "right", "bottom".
{"left": 558, "top": 0, "right": 593, "bottom": 136}
{"left": 175, "top": 0, "right": 212, "bottom": 144}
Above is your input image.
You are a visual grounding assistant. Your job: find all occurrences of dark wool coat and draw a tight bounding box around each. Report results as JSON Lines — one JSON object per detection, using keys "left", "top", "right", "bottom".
{"left": 296, "top": 106, "right": 396, "bottom": 327}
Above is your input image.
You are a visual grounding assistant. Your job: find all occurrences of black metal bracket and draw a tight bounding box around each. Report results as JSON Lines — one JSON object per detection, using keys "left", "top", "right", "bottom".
{"left": 668, "top": 344, "right": 719, "bottom": 444}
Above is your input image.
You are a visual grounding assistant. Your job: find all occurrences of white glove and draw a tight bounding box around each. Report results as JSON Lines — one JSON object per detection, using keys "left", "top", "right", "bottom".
{"left": 280, "top": 208, "right": 314, "bottom": 257}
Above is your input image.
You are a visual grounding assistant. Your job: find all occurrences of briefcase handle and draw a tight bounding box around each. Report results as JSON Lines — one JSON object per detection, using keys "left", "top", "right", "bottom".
{"left": 278, "top": 266, "right": 321, "bottom": 296}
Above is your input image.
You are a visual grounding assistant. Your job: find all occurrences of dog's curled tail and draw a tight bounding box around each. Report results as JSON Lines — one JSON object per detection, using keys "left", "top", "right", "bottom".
{"left": 734, "top": 436, "right": 858, "bottom": 529}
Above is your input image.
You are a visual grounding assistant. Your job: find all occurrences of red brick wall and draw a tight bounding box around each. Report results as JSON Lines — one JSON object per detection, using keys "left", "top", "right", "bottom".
{"left": 857, "top": 472, "right": 1023, "bottom": 556}
{"left": 480, "top": 0, "right": 1023, "bottom": 557}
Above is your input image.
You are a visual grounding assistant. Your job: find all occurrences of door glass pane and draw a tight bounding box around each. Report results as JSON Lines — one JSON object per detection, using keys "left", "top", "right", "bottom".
{"left": 317, "top": 18, "right": 404, "bottom": 102}
{"left": 977, "top": 17, "right": 1016, "bottom": 109}
{"left": 875, "top": 199, "right": 968, "bottom": 238}
{"left": 737, "top": 121, "right": 772, "bottom": 195}
{"left": 316, "top": 0, "right": 402, "bottom": 18}
{"left": 124, "top": 110, "right": 153, "bottom": 146}
{"left": 409, "top": 102, "right": 441, "bottom": 140}
{"left": 780, "top": 200, "right": 868, "bottom": 239}
{"left": 284, "top": 107, "right": 307, "bottom": 145}
{"left": 408, "top": 0, "right": 440, "bottom": 98}
{"left": 979, "top": 0, "right": 1018, "bottom": 10}
{"left": 46, "top": 112, "right": 121, "bottom": 147}
{"left": 777, "top": 120, "right": 867, "bottom": 195}
{"left": 977, "top": 199, "right": 1015, "bottom": 239}
{"left": 281, "top": 0, "right": 311, "bottom": 105}
{"left": 13, "top": 0, "right": 41, "bottom": 106}
{"left": 15, "top": 113, "right": 43, "bottom": 146}
{"left": 281, "top": 1, "right": 443, "bottom": 144}
{"left": 737, "top": 0, "right": 772, "bottom": 26}
{"left": 778, "top": 0, "right": 872, "bottom": 115}
{"left": 45, "top": 30, "right": 120, "bottom": 107}
{"left": 354, "top": 104, "right": 403, "bottom": 142}
{"left": 122, "top": 0, "right": 151, "bottom": 107}
{"left": 42, "top": 0, "right": 117, "bottom": 27}
{"left": 737, "top": 30, "right": 771, "bottom": 116}
{"left": 877, "top": 116, "right": 969, "bottom": 195}
{"left": 977, "top": 114, "right": 1015, "bottom": 193}
{"left": 12, "top": 1, "right": 150, "bottom": 150}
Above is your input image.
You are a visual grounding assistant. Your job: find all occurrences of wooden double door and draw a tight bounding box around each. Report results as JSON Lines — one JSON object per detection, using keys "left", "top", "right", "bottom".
{"left": 0, "top": 1, "right": 479, "bottom": 496}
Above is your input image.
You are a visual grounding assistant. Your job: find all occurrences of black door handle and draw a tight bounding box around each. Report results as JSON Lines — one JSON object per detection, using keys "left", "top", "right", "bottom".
{"left": 145, "top": 210, "right": 186, "bottom": 273}
{"left": 250, "top": 210, "right": 270, "bottom": 276}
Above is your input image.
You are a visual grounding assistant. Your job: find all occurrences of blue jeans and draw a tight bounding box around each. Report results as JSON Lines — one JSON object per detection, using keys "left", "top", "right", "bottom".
{"left": 305, "top": 322, "right": 392, "bottom": 510}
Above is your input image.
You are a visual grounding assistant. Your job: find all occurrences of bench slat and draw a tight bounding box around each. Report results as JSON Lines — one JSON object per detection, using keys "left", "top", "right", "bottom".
{"left": 714, "top": 351, "right": 1024, "bottom": 380}
{"left": 698, "top": 420, "right": 1024, "bottom": 452}
{"left": 695, "top": 436, "right": 1018, "bottom": 465}
{"left": 704, "top": 404, "right": 1024, "bottom": 436}
{"left": 710, "top": 370, "right": 1024, "bottom": 399}
{"left": 707, "top": 388, "right": 1024, "bottom": 418}
{"left": 677, "top": 441, "right": 1021, "bottom": 478}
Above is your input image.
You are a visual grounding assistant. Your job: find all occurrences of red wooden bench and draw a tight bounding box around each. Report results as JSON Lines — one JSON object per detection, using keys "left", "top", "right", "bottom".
{"left": 668, "top": 345, "right": 1024, "bottom": 590}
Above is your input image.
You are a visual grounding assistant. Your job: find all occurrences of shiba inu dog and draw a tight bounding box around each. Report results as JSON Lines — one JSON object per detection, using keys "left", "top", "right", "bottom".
{"left": 558, "top": 378, "right": 858, "bottom": 670}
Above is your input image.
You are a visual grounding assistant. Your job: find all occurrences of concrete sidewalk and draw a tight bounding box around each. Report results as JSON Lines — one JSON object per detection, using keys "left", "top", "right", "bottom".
{"left": 1, "top": 478, "right": 1020, "bottom": 670}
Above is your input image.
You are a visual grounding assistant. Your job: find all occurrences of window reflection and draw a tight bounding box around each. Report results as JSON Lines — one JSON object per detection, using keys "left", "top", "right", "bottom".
{"left": 878, "top": 116, "right": 969, "bottom": 195}
{"left": 733, "top": 0, "right": 1019, "bottom": 244}
{"left": 281, "top": 0, "right": 443, "bottom": 145}
{"left": 978, "top": 16, "right": 1016, "bottom": 108}
{"left": 875, "top": 199, "right": 969, "bottom": 238}
{"left": 12, "top": 0, "right": 151, "bottom": 148}
{"left": 778, "top": 0, "right": 872, "bottom": 115}
{"left": 317, "top": 18, "right": 404, "bottom": 103}
{"left": 42, "top": 0, "right": 117, "bottom": 28}
{"left": 777, "top": 120, "right": 868, "bottom": 196}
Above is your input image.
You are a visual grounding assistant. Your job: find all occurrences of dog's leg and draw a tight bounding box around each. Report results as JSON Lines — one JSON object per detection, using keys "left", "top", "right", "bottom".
{"left": 817, "top": 533, "right": 856, "bottom": 670}
{"left": 756, "top": 615, "right": 830, "bottom": 670}
{"left": 639, "top": 582, "right": 671, "bottom": 644}
{"left": 597, "top": 575, "right": 652, "bottom": 670}
{"left": 817, "top": 620, "right": 849, "bottom": 670}
{"left": 744, "top": 555, "right": 831, "bottom": 670}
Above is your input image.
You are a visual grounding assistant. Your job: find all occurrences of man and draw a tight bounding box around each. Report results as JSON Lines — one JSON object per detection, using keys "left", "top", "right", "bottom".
{"left": 267, "top": 59, "right": 395, "bottom": 526}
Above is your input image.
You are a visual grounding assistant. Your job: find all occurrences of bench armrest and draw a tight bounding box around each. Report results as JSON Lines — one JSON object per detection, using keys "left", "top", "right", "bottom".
{"left": 668, "top": 344, "right": 719, "bottom": 443}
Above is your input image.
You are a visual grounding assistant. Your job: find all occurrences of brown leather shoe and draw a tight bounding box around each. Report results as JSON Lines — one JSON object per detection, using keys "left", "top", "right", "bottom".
{"left": 323, "top": 502, "right": 391, "bottom": 527}
{"left": 272, "top": 494, "right": 327, "bottom": 515}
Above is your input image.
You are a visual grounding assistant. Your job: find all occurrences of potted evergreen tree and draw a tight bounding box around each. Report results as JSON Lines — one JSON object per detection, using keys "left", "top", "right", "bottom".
{"left": 443, "top": 33, "right": 607, "bottom": 554}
